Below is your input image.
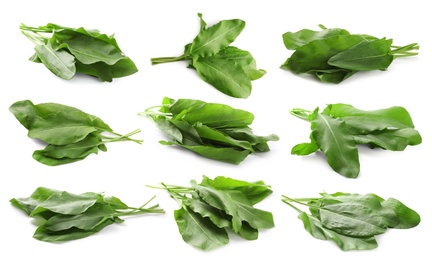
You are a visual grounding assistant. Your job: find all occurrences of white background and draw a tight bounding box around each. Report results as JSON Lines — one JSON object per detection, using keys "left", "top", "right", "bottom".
{"left": 1, "top": 0, "right": 430, "bottom": 259}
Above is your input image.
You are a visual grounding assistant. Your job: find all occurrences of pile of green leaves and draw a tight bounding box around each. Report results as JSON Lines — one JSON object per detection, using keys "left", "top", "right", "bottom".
{"left": 291, "top": 103, "right": 421, "bottom": 178}
{"left": 151, "top": 176, "right": 274, "bottom": 251}
{"left": 281, "top": 24, "right": 419, "bottom": 83}
{"left": 282, "top": 192, "right": 420, "bottom": 251}
{"left": 11, "top": 187, "right": 164, "bottom": 242}
{"left": 20, "top": 23, "right": 138, "bottom": 82}
{"left": 10, "top": 100, "right": 142, "bottom": 166}
{"left": 151, "top": 13, "right": 265, "bottom": 98}
{"left": 140, "top": 97, "right": 279, "bottom": 164}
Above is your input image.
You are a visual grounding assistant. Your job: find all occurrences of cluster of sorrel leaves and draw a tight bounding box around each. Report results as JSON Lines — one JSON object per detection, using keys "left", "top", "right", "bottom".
{"left": 140, "top": 97, "right": 279, "bottom": 164}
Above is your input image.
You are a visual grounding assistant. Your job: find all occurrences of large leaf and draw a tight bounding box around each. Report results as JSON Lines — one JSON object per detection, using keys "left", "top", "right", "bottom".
{"left": 192, "top": 181, "right": 242, "bottom": 232}
{"left": 319, "top": 203, "right": 388, "bottom": 237}
{"left": 184, "top": 198, "right": 231, "bottom": 229}
{"left": 193, "top": 56, "right": 252, "bottom": 98}
{"left": 193, "top": 123, "right": 254, "bottom": 152}
{"left": 172, "top": 100, "right": 254, "bottom": 128}
{"left": 287, "top": 35, "right": 366, "bottom": 74}
{"left": 283, "top": 27, "right": 350, "bottom": 50}
{"left": 328, "top": 38, "right": 394, "bottom": 71}
{"left": 54, "top": 31, "right": 125, "bottom": 65}
{"left": 34, "top": 42, "right": 76, "bottom": 80}
{"left": 174, "top": 206, "right": 228, "bottom": 251}
{"left": 9, "top": 100, "right": 40, "bottom": 130}
{"left": 298, "top": 212, "right": 378, "bottom": 251}
{"left": 200, "top": 175, "right": 272, "bottom": 205}
{"left": 43, "top": 204, "right": 115, "bottom": 231}
{"left": 323, "top": 103, "right": 415, "bottom": 133}
{"left": 33, "top": 218, "right": 116, "bottom": 242}
{"left": 30, "top": 191, "right": 102, "bottom": 216}
{"left": 10, "top": 187, "right": 61, "bottom": 216}
{"left": 189, "top": 18, "right": 245, "bottom": 57}
{"left": 310, "top": 109, "right": 360, "bottom": 178}
{"left": 354, "top": 128, "right": 422, "bottom": 151}
{"left": 381, "top": 198, "right": 421, "bottom": 229}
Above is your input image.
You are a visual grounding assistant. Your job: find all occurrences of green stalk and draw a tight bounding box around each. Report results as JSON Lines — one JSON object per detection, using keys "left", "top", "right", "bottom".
{"left": 114, "top": 196, "right": 165, "bottom": 217}
{"left": 151, "top": 54, "right": 188, "bottom": 65}
{"left": 290, "top": 108, "right": 312, "bottom": 121}
{"left": 390, "top": 43, "right": 419, "bottom": 58}
{"left": 102, "top": 128, "right": 143, "bottom": 144}
{"left": 281, "top": 196, "right": 304, "bottom": 214}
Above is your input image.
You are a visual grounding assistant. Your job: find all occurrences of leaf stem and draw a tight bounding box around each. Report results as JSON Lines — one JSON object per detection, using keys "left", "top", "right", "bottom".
{"left": 102, "top": 128, "right": 143, "bottom": 144}
{"left": 390, "top": 43, "right": 419, "bottom": 58}
{"left": 290, "top": 108, "right": 312, "bottom": 121}
{"left": 281, "top": 195, "right": 304, "bottom": 214}
{"left": 138, "top": 106, "right": 172, "bottom": 120}
{"left": 150, "top": 54, "right": 188, "bottom": 65}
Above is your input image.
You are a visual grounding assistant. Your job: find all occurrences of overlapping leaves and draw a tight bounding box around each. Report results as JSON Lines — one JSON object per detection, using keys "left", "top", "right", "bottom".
{"left": 9, "top": 100, "right": 142, "bottom": 166}
{"left": 151, "top": 13, "right": 265, "bottom": 98}
{"left": 291, "top": 104, "right": 421, "bottom": 178}
{"left": 20, "top": 23, "right": 137, "bottom": 82}
{"left": 281, "top": 24, "right": 419, "bottom": 83}
{"left": 11, "top": 187, "right": 164, "bottom": 242}
{"left": 282, "top": 192, "right": 420, "bottom": 251}
{"left": 140, "top": 97, "right": 278, "bottom": 164}
{"left": 151, "top": 176, "right": 274, "bottom": 251}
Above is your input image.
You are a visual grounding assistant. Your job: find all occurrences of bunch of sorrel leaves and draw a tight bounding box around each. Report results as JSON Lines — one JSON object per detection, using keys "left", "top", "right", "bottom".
{"left": 9, "top": 100, "right": 142, "bottom": 166}
{"left": 11, "top": 187, "right": 164, "bottom": 242}
{"left": 150, "top": 176, "right": 274, "bottom": 251}
{"left": 151, "top": 13, "right": 265, "bottom": 98}
{"left": 290, "top": 103, "right": 421, "bottom": 178}
{"left": 20, "top": 23, "right": 138, "bottom": 82}
{"left": 140, "top": 97, "right": 279, "bottom": 164}
{"left": 281, "top": 25, "right": 419, "bottom": 83}
{"left": 282, "top": 192, "right": 420, "bottom": 251}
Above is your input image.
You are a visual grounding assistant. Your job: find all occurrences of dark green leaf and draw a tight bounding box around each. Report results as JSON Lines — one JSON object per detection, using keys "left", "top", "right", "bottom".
{"left": 34, "top": 42, "right": 76, "bottom": 80}
{"left": 381, "top": 198, "right": 420, "bottom": 229}
{"left": 287, "top": 35, "right": 366, "bottom": 74}
{"left": 33, "top": 218, "right": 116, "bottom": 242}
{"left": 193, "top": 56, "right": 252, "bottom": 98}
{"left": 200, "top": 176, "right": 272, "bottom": 205}
{"left": 328, "top": 38, "right": 394, "bottom": 71}
{"left": 282, "top": 27, "right": 350, "bottom": 50}
{"left": 354, "top": 128, "right": 422, "bottom": 151}
{"left": 310, "top": 109, "right": 360, "bottom": 178}
{"left": 174, "top": 206, "right": 228, "bottom": 251}
{"left": 176, "top": 143, "right": 251, "bottom": 164}
{"left": 298, "top": 212, "right": 378, "bottom": 251}
{"left": 185, "top": 198, "right": 231, "bottom": 228}
{"left": 189, "top": 18, "right": 245, "bottom": 58}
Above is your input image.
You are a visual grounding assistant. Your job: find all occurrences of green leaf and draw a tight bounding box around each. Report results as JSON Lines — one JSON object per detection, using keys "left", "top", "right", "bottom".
{"left": 194, "top": 123, "right": 254, "bottom": 152}
{"left": 314, "top": 69, "right": 356, "bottom": 84}
{"left": 328, "top": 38, "right": 394, "bottom": 71}
{"left": 10, "top": 187, "right": 61, "bottom": 216}
{"left": 310, "top": 109, "right": 360, "bottom": 178}
{"left": 154, "top": 118, "right": 183, "bottom": 143}
{"left": 54, "top": 31, "right": 125, "bottom": 65}
{"left": 283, "top": 27, "right": 350, "bottom": 50}
{"left": 319, "top": 203, "right": 388, "bottom": 237}
{"left": 184, "top": 197, "right": 231, "bottom": 229}
{"left": 323, "top": 103, "right": 415, "bottom": 133}
{"left": 227, "top": 190, "right": 274, "bottom": 229}
{"left": 381, "top": 198, "right": 420, "bottom": 229}
{"left": 219, "top": 127, "right": 279, "bottom": 145}
{"left": 30, "top": 191, "right": 102, "bottom": 216}
{"left": 174, "top": 206, "right": 229, "bottom": 251}
{"left": 192, "top": 181, "right": 242, "bottom": 233}
{"left": 171, "top": 100, "right": 254, "bottom": 128}
{"left": 32, "top": 151, "right": 85, "bottom": 166}
{"left": 193, "top": 56, "right": 252, "bottom": 98}
{"left": 9, "top": 100, "right": 40, "bottom": 130}
{"left": 291, "top": 134, "right": 319, "bottom": 156}
{"left": 176, "top": 143, "right": 251, "bottom": 164}
{"left": 354, "top": 128, "right": 422, "bottom": 151}
{"left": 34, "top": 42, "right": 76, "bottom": 80}
{"left": 298, "top": 212, "right": 378, "bottom": 251}
{"left": 33, "top": 218, "right": 116, "bottom": 242}
{"left": 43, "top": 204, "right": 115, "bottom": 231}
{"left": 200, "top": 176, "right": 272, "bottom": 205}
{"left": 287, "top": 35, "right": 366, "bottom": 74}
{"left": 236, "top": 222, "right": 259, "bottom": 240}
{"left": 189, "top": 18, "right": 245, "bottom": 58}
{"left": 35, "top": 133, "right": 102, "bottom": 159}
{"left": 28, "top": 113, "right": 97, "bottom": 145}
